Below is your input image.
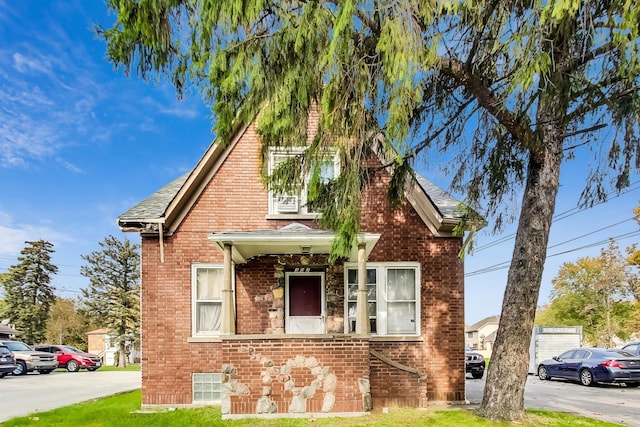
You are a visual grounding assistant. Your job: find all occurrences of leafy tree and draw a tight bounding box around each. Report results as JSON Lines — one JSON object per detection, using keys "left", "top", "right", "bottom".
{"left": 536, "top": 241, "right": 637, "bottom": 346}
{"left": 97, "top": 0, "right": 639, "bottom": 420}
{"left": 45, "top": 297, "right": 94, "bottom": 350}
{"left": 0, "top": 240, "right": 57, "bottom": 344}
{"left": 80, "top": 236, "right": 140, "bottom": 367}
{"left": 624, "top": 206, "right": 640, "bottom": 332}
{"left": 627, "top": 206, "right": 640, "bottom": 301}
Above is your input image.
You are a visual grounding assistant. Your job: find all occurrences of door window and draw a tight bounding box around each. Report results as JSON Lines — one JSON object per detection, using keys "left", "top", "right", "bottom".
{"left": 289, "top": 276, "right": 322, "bottom": 316}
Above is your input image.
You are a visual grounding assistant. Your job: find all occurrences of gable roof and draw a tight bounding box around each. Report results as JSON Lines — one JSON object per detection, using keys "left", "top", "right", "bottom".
{"left": 117, "top": 124, "right": 473, "bottom": 237}
{"left": 86, "top": 328, "right": 111, "bottom": 335}
{"left": 118, "top": 173, "right": 190, "bottom": 230}
{"left": 466, "top": 315, "right": 501, "bottom": 332}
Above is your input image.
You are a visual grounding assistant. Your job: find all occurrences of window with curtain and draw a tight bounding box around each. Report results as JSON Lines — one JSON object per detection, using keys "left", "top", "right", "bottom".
{"left": 268, "top": 148, "right": 339, "bottom": 215}
{"left": 192, "top": 265, "right": 223, "bottom": 336}
{"left": 344, "top": 263, "right": 419, "bottom": 335}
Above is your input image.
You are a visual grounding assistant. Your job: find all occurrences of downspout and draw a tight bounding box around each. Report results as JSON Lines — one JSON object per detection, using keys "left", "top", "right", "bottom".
{"left": 157, "top": 220, "right": 165, "bottom": 264}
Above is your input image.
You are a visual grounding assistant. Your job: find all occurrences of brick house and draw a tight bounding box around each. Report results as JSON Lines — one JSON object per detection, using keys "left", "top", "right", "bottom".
{"left": 117, "top": 115, "right": 474, "bottom": 417}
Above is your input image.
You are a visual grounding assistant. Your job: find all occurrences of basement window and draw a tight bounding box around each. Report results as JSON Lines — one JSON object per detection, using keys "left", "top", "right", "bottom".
{"left": 193, "top": 373, "right": 222, "bottom": 402}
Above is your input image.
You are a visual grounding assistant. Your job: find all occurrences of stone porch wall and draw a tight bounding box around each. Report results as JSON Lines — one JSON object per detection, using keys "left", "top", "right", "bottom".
{"left": 220, "top": 337, "right": 370, "bottom": 415}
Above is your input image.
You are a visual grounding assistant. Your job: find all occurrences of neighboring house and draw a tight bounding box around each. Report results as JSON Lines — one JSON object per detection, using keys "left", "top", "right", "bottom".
{"left": 0, "top": 323, "right": 18, "bottom": 340}
{"left": 87, "top": 328, "right": 140, "bottom": 365}
{"left": 117, "top": 111, "right": 478, "bottom": 416}
{"left": 465, "top": 315, "right": 500, "bottom": 355}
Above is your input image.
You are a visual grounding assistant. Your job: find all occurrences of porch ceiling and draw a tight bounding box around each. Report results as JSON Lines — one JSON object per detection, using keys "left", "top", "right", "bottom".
{"left": 208, "top": 222, "right": 380, "bottom": 264}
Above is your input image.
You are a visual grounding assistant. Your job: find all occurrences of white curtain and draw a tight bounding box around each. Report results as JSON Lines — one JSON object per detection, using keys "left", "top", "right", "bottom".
{"left": 386, "top": 269, "right": 416, "bottom": 334}
{"left": 387, "top": 269, "right": 415, "bottom": 300}
{"left": 197, "top": 302, "right": 221, "bottom": 333}
{"left": 196, "top": 268, "right": 223, "bottom": 333}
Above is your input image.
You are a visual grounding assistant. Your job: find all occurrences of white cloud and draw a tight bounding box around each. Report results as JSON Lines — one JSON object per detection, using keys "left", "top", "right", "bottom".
{"left": 0, "top": 210, "right": 74, "bottom": 257}
{"left": 13, "top": 52, "right": 51, "bottom": 75}
{"left": 0, "top": 45, "right": 104, "bottom": 169}
{"left": 140, "top": 95, "right": 202, "bottom": 119}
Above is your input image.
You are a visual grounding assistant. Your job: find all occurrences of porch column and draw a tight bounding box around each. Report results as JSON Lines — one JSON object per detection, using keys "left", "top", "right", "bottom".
{"left": 355, "top": 242, "right": 370, "bottom": 335}
{"left": 221, "top": 243, "right": 236, "bottom": 335}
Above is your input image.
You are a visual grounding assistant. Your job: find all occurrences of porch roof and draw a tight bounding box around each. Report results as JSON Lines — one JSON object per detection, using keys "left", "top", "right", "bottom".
{"left": 208, "top": 222, "right": 380, "bottom": 264}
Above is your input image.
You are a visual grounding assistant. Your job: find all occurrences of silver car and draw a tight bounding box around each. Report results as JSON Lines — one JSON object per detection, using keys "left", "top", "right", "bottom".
{"left": 0, "top": 340, "right": 58, "bottom": 375}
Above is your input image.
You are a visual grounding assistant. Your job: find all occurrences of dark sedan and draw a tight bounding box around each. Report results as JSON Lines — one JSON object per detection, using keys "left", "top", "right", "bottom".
{"left": 537, "top": 348, "right": 640, "bottom": 387}
{"left": 0, "top": 344, "right": 17, "bottom": 378}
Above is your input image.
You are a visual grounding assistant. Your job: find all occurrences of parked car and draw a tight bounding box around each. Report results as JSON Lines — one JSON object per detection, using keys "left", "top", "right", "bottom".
{"left": 0, "top": 340, "right": 58, "bottom": 375}
{"left": 622, "top": 341, "right": 640, "bottom": 356}
{"left": 33, "top": 344, "right": 102, "bottom": 372}
{"left": 465, "top": 345, "right": 486, "bottom": 379}
{"left": 537, "top": 347, "right": 640, "bottom": 387}
{"left": 0, "top": 343, "right": 17, "bottom": 378}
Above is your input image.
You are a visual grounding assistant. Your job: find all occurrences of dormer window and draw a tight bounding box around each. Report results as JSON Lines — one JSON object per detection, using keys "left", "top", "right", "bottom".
{"left": 267, "top": 148, "right": 338, "bottom": 217}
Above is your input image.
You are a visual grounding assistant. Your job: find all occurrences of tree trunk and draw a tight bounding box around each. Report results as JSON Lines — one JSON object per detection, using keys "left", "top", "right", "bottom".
{"left": 118, "top": 341, "right": 127, "bottom": 368}
{"left": 478, "top": 129, "right": 564, "bottom": 420}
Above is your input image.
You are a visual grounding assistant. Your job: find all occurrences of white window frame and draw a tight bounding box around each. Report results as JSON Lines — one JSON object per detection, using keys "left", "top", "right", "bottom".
{"left": 191, "top": 263, "right": 234, "bottom": 337}
{"left": 267, "top": 147, "right": 339, "bottom": 216}
{"left": 192, "top": 372, "right": 222, "bottom": 403}
{"left": 344, "top": 262, "right": 420, "bottom": 336}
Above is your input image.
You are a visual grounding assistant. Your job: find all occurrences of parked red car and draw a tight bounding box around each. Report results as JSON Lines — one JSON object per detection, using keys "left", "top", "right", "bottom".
{"left": 33, "top": 344, "right": 102, "bottom": 372}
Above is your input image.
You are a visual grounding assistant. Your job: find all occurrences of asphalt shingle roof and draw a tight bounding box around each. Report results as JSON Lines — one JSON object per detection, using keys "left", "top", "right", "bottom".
{"left": 117, "top": 172, "right": 462, "bottom": 225}
{"left": 118, "top": 173, "right": 189, "bottom": 224}
{"left": 415, "top": 175, "right": 462, "bottom": 219}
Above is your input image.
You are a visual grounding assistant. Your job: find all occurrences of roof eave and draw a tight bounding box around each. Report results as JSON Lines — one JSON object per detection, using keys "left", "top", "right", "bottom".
{"left": 208, "top": 230, "right": 381, "bottom": 264}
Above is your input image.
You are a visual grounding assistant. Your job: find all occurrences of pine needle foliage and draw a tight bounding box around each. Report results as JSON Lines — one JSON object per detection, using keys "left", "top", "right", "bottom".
{"left": 97, "top": 0, "right": 640, "bottom": 420}
{"left": 79, "top": 236, "right": 140, "bottom": 367}
{"left": 0, "top": 240, "right": 57, "bottom": 344}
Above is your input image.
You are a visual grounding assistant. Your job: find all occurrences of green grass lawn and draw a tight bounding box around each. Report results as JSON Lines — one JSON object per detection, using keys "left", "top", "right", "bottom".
{"left": 0, "top": 390, "right": 621, "bottom": 427}
{"left": 98, "top": 363, "right": 141, "bottom": 372}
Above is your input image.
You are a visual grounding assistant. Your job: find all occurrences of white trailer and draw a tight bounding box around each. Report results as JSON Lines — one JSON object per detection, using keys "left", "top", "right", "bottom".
{"left": 528, "top": 326, "right": 583, "bottom": 374}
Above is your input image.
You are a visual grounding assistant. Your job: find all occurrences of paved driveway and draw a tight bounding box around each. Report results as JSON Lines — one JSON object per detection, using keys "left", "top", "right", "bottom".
{"left": 467, "top": 375, "right": 640, "bottom": 426}
{"left": 0, "top": 370, "right": 141, "bottom": 422}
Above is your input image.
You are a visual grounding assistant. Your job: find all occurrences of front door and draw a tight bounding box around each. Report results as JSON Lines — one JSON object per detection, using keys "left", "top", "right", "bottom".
{"left": 285, "top": 272, "right": 325, "bottom": 334}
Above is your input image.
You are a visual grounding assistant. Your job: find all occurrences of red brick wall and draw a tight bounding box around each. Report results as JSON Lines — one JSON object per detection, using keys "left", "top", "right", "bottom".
{"left": 137, "top": 118, "right": 466, "bottom": 409}
{"left": 235, "top": 257, "right": 280, "bottom": 335}
{"left": 369, "top": 342, "right": 429, "bottom": 408}
{"left": 360, "top": 162, "right": 466, "bottom": 403}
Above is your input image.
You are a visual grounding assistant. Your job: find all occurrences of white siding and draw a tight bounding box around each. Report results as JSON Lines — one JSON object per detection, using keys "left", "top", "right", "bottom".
{"left": 528, "top": 326, "right": 583, "bottom": 374}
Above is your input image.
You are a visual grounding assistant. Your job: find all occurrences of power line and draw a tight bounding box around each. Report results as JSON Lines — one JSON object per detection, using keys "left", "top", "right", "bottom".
{"left": 547, "top": 217, "right": 635, "bottom": 250}
{"left": 474, "top": 182, "right": 640, "bottom": 252}
{"left": 466, "top": 230, "right": 640, "bottom": 277}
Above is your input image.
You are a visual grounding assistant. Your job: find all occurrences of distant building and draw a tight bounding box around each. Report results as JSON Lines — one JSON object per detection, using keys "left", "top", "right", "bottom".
{"left": 0, "top": 323, "right": 18, "bottom": 340}
{"left": 87, "top": 328, "right": 140, "bottom": 365}
{"left": 465, "top": 315, "right": 500, "bottom": 353}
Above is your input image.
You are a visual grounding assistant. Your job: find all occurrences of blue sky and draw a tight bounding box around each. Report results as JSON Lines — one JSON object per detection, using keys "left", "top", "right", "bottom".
{"left": 1, "top": 1, "right": 638, "bottom": 324}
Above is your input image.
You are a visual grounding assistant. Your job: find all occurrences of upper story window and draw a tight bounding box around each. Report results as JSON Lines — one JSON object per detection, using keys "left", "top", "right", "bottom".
{"left": 268, "top": 148, "right": 338, "bottom": 216}
{"left": 192, "top": 264, "right": 228, "bottom": 336}
{"left": 345, "top": 263, "right": 420, "bottom": 336}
